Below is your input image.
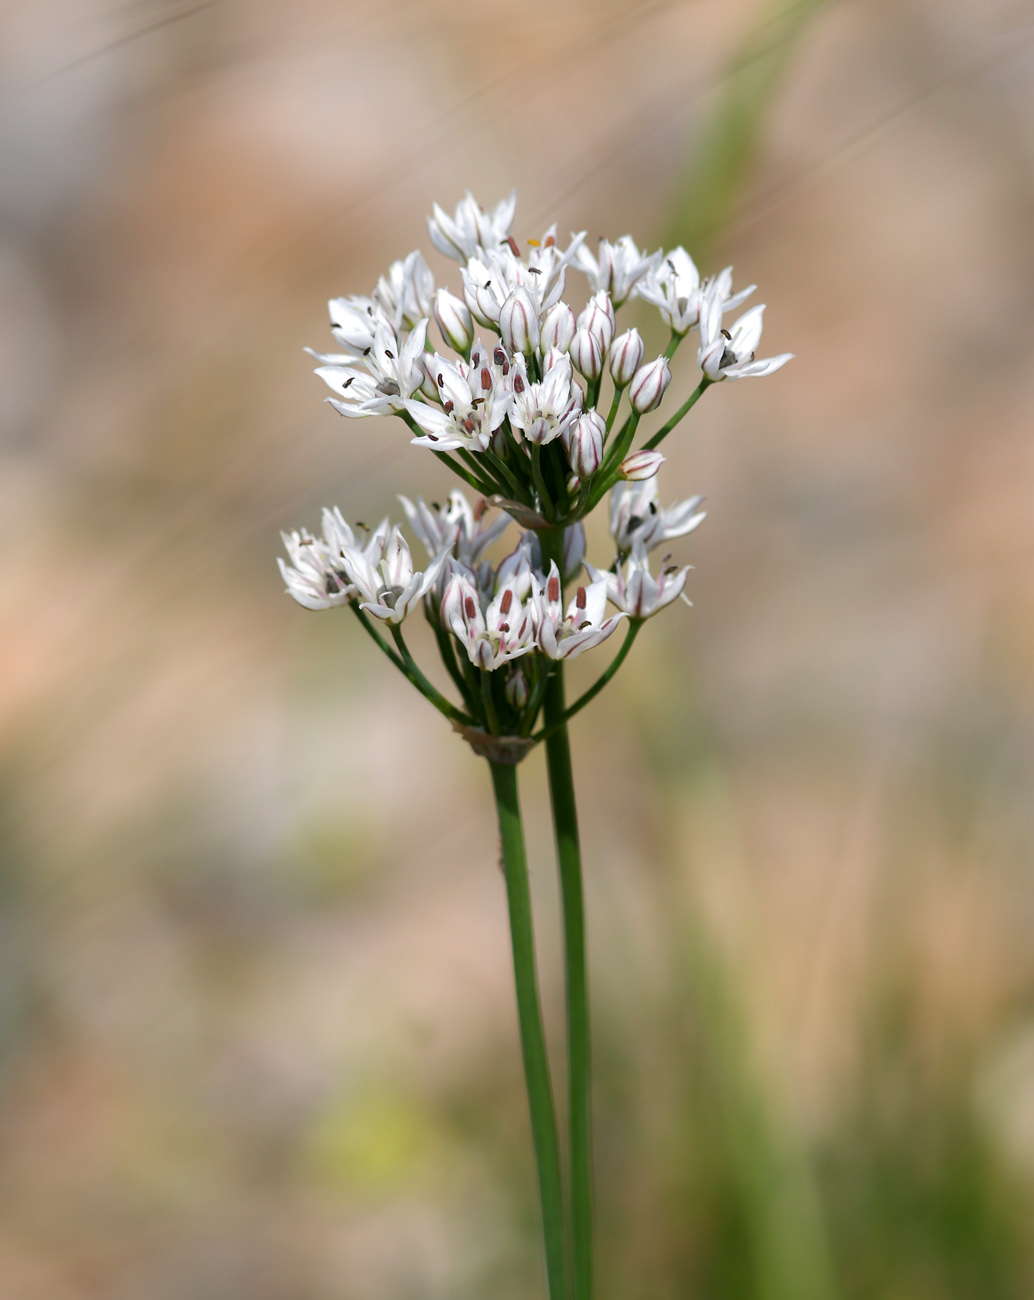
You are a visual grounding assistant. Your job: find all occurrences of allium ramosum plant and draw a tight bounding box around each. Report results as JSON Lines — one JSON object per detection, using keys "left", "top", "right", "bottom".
{"left": 279, "top": 191, "right": 792, "bottom": 1300}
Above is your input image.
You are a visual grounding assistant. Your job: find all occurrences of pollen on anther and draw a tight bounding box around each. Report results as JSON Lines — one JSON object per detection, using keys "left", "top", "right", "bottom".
{"left": 464, "top": 596, "right": 477, "bottom": 619}
{"left": 481, "top": 367, "right": 491, "bottom": 390}
{"left": 493, "top": 348, "right": 506, "bottom": 366}
{"left": 444, "top": 400, "right": 454, "bottom": 413}
{"left": 500, "top": 589, "right": 513, "bottom": 615}
{"left": 576, "top": 586, "right": 587, "bottom": 609}
{"left": 513, "top": 374, "right": 525, "bottom": 394}
{"left": 548, "top": 576, "right": 560, "bottom": 602}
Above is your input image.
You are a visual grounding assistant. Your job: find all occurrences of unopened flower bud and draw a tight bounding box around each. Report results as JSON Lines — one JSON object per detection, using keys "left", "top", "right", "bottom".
{"left": 540, "top": 301, "right": 576, "bottom": 354}
{"left": 499, "top": 287, "right": 540, "bottom": 356}
{"left": 577, "top": 291, "right": 615, "bottom": 353}
{"left": 620, "top": 449, "right": 665, "bottom": 481}
{"left": 433, "top": 287, "right": 473, "bottom": 353}
{"left": 418, "top": 354, "right": 440, "bottom": 401}
{"left": 563, "top": 409, "right": 605, "bottom": 479}
{"left": 609, "top": 328, "right": 645, "bottom": 387}
{"left": 505, "top": 668, "right": 529, "bottom": 711}
{"left": 570, "top": 328, "right": 604, "bottom": 380}
{"left": 628, "top": 356, "right": 671, "bottom": 412}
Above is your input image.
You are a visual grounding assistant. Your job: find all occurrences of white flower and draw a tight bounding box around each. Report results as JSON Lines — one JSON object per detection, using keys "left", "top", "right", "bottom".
{"left": 433, "top": 287, "right": 474, "bottom": 354}
{"left": 341, "top": 525, "right": 451, "bottom": 624}
{"left": 373, "top": 250, "right": 435, "bottom": 332}
{"left": 569, "top": 328, "right": 604, "bottom": 381}
{"left": 697, "top": 294, "right": 793, "bottom": 382}
{"left": 461, "top": 227, "right": 585, "bottom": 332}
{"left": 563, "top": 409, "right": 605, "bottom": 479}
{"left": 322, "top": 294, "right": 385, "bottom": 359}
{"left": 574, "top": 235, "right": 660, "bottom": 307}
{"left": 577, "top": 291, "right": 615, "bottom": 354}
{"left": 609, "top": 328, "right": 644, "bottom": 387}
{"left": 499, "top": 286, "right": 540, "bottom": 355}
{"left": 399, "top": 490, "right": 510, "bottom": 569}
{"left": 609, "top": 480, "right": 706, "bottom": 553}
{"left": 508, "top": 352, "right": 582, "bottom": 446}
{"left": 442, "top": 570, "right": 538, "bottom": 671}
{"left": 317, "top": 318, "right": 428, "bottom": 417}
{"left": 534, "top": 562, "right": 624, "bottom": 660}
{"left": 628, "top": 356, "right": 671, "bottom": 412}
{"left": 619, "top": 449, "right": 664, "bottom": 481}
{"left": 587, "top": 542, "right": 690, "bottom": 619}
{"left": 278, "top": 509, "right": 389, "bottom": 610}
{"left": 540, "top": 301, "right": 576, "bottom": 354}
{"left": 404, "top": 348, "right": 511, "bottom": 451}
{"left": 428, "top": 190, "right": 517, "bottom": 262}
{"left": 636, "top": 247, "right": 755, "bottom": 336}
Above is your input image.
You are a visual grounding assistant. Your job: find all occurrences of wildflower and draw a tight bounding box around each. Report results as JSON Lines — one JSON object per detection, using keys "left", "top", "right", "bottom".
{"left": 428, "top": 190, "right": 517, "bottom": 262}
{"left": 341, "top": 525, "right": 451, "bottom": 624}
{"left": 619, "top": 450, "right": 665, "bottom": 481}
{"left": 636, "top": 247, "right": 755, "bottom": 336}
{"left": 574, "top": 235, "right": 659, "bottom": 307}
{"left": 540, "top": 301, "right": 577, "bottom": 354}
{"left": 534, "top": 562, "right": 624, "bottom": 659}
{"left": 577, "top": 291, "right": 616, "bottom": 354}
{"left": 433, "top": 287, "right": 474, "bottom": 354}
{"left": 499, "top": 286, "right": 540, "bottom": 356}
{"left": 563, "top": 410, "right": 605, "bottom": 479}
{"left": 278, "top": 510, "right": 389, "bottom": 610}
{"left": 628, "top": 356, "right": 671, "bottom": 413}
{"left": 609, "top": 328, "right": 645, "bottom": 388}
{"left": 404, "top": 348, "right": 511, "bottom": 451}
{"left": 509, "top": 353, "right": 582, "bottom": 446}
{"left": 399, "top": 490, "right": 510, "bottom": 569}
{"left": 587, "top": 542, "right": 691, "bottom": 619}
{"left": 698, "top": 294, "right": 793, "bottom": 382}
{"left": 374, "top": 250, "right": 435, "bottom": 333}
{"left": 443, "top": 570, "right": 538, "bottom": 670}
{"left": 609, "top": 479, "right": 706, "bottom": 553}
{"left": 569, "top": 328, "right": 604, "bottom": 381}
{"left": 317, "top": 318, "right": 429, "bottom": 418}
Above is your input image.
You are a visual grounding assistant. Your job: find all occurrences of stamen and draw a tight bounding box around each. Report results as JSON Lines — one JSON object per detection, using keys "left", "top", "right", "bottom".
{"left": 528, "top": 238, "right": 541, "bottom": 247}
{"left": 506, "top": 235, "right": 520, "bottom": 256}
{"left": 385, "top": 349, "right": 394, "bottom": 360}
{"left": 576, "top": 586, "right": 586, "bottom": 610}
{"left": 464, "top": 596, "right": 477, "bottom": 619}
{"left": 548, "top": 575, "right": 560, "bottom": 602}
{"left": 342, "top": 377, "right": 354, "bottom": 389}
{"left": 444, "top": 400, "right": 454, "bottom": 413}
{"left": 498, "top": 622, "right": 510, "bottom": 633}
{"left": 513, "top": 374, "right": 525, "bottom": 394}
{"left": 500, "top": 589, "right": 513, "bottom": 615}
{"left": 494, "top": 347, "right": 506, "bottom": 366}
{"left": 437, "top": 373, "right": 445, "bottom": 386}
{"left": 544, "top": 234, "right": 555, "bottom": 248}
{"left": 481, "top": 367, "right": 492, "bottom": 389}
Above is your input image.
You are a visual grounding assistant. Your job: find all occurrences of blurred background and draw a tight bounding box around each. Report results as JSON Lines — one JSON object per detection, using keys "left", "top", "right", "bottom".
{"left": 2, "top": 0, "right": 1034, "bottom": 1296}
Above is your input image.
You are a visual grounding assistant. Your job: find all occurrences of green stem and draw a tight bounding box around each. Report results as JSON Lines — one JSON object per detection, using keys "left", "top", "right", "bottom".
{"left": 533, "top": 620, "right": 641, "bottom": 743}
{"left": 489, "top": 761, "right": 569, "bottom": 1300}
{"left": 643, "top": 377, "right": 711, "bottom": 450}
{"left": 604, "top": 387, "right": 623, "bottom": 436}
{"left": 480, "top": 669, "right": 502, "bottom": 735}
{"left": 530, "top": 444, "right": 554, "bottom": 521}
{"left": 434, "top": 623, "right": 474, "bottom": 710}
{"left": 663, "top": 330, "right": 684, "bottom": 360}
{"left": 387, "top": 623, "right": 474, "bottom": 725}
{"left": 432, "top": 448, "right": 495, "bottom": 495}
{"left": 539, "top": 530, "right": 593, "bottom": 1300}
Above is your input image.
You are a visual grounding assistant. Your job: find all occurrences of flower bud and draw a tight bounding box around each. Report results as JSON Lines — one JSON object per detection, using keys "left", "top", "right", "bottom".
{"left": 570, "top": 328, "right": 603, "bottom": 380}
{"left": 619, "top": 449, "right": 665, "bottom": 481}
{"left": 540, "top": 301, "right": 576, "bottom": 354}
{"left": 628, "top": 356, "right": 671, "bottom": 412}
{"left": 433, "top": 287, "right": 473, "bottom": 353}
{"left": 577, "top": 291, "right": 615, "bottom": 353}
{"left": 505, "top": 668, "right": 529, "bottom": 711}
{"left": 609, "top": 328, "right": 645, "bottom": 387}
{"left": 563, "top": 409, "right": 605, "bottom": 479}
{"left": 417, "top": 353, "right": 440, "bottom": 401}
{"left": 499, "top": 287, "right": 540, "bottom": 356}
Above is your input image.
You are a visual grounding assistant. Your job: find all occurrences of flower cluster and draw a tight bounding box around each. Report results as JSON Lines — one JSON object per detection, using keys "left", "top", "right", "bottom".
{"left": 279, "top": 191, "right": 791, "bottom": 750}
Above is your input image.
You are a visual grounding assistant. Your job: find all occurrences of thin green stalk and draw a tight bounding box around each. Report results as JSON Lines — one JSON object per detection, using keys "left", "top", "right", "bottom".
{"left": 530, "top": 444, "right": 554, "bottom": 521}
{"left": 432, "top": 448, "right": 495, "bottom": 495}
{"left": 540, "top": 530, "right": 593, "bottom": 1300}
{"left": 489, "top": 761, "right": 569, "bottom": 1300}
{"left": 387, "top": 623, "right": 474, "bottom": 725}
{"left": 519, "top": 662, "right": 555, "bottom": 738}
{"left": 604, "top": 387, "right": 623, "bottom": 436}
{"left": 480, "top": 669, "right": 502, "bottom": 735}
{"left": 663, "top": 330, "right": 684, "bottom": 360}
{"left": 643, "top": 376, "right": 711, "bottom": 450}
{"left": 351, "top": 604, "right": 408, "bottom": 673}
{"left": 533, "top": 621, "right": 642, "bottom": 743}
{"left": 434, "top": 623, "right": 474, "bottom": 709}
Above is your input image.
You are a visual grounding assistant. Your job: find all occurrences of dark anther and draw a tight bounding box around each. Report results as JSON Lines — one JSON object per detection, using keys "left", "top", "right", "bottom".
{"left": 464, "top": 596, "right": 477, "bottom": 619}
{"left": 356, "top": 521, "right": 366, "bottom": 529}
{"left": 437, "top": 373, "right": 445, "bottom": 386}
{"left": 463, "top": 417, "right": 477, "bottom": 433}
{"left": 502, "top": 361, "right": 509, "bottom": 376}
{"left": 483, "top": 280, "right": 492, "bottom": 290}
{"left": 513, "top": 374, "right": 525, "bottom": 394}
{"left": 471, "top": 397, "right": 484, "bottom": 407}
{"left": 427, "top": 433, "right": 439, "bottom": 442}
{"left": 444, "top": 400, "right": 454, "bottom": 413}
{"left": 377, "top": 380, "right": 400, "bottom": 397}
{"left": 363, "top": 347, "right": 371, "bottom": 356}
{"left": 548, "top": 576, "right": 560, "bottom": 602}
{"left": 493, "top": 347, "right": 506, "bottom": 366}
{"left": 628, "top": 514, "right": 643, "bottom": 531}
{"left": 481, "top": 366, "right": 491, "bottom": 389}
{"left": 719, "top": 347, "right": 736, "bottom": 369}
{"left": 721, "top": 328, "right": 732, "bottom": 340}
{"left": 544, "top": 234, "right": 555, "bottom": 247}
{"left": 648, "top": 501, "right": 657, "bottom": 514}
{"left": 506, "top": 235, "right": 520, "bottom": 256}
{"left": 500, "top": 589, "right": 513, "bottom": 615}
{"left": 666, "top": 258, "right": 676, "bottom": 273}
{"left": 342, "top": 377, "right": 354, "bottom": 389}
{"left": 576, "top": 586, "right": 587, "bottom": 609}
{"left": 526, "top": 266, "right": 541, "bottom": 275}
{"left": 498, "top": 622, "right": 510, "bottom": 633}
{"left": 384, "top": 349, "right": 394, "bottom": 360}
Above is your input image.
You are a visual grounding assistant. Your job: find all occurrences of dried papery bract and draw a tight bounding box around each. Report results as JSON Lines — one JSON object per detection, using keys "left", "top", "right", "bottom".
{"left": 276, "top": 189, "right": 792, "bottom": 1300}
